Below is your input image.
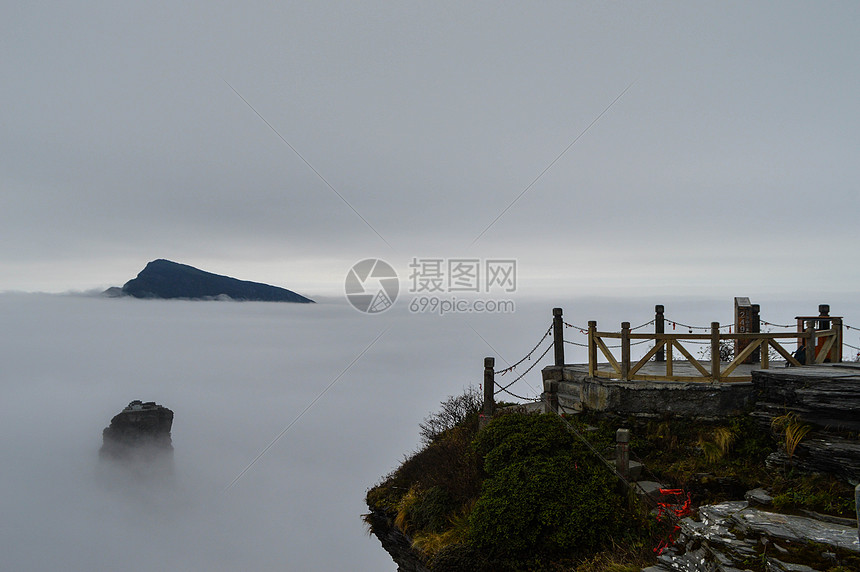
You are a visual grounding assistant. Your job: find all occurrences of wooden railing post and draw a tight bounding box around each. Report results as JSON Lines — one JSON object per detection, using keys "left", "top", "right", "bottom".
{"left": 751, "top": 304, "right": 761, "bottom": 363}
{"left": 818, "top": 304, "right": 835, "bottom": 363}
{"left": 819, "top": 304, "right": 830, "bottom": 330}
{"left": 819, "top": 304, "right": 831, "bottom": 363}
{"left": 553, "top": 308, "right": 565, "bottom": 367}
{"left": 480, "top": 357, "right": 495, "bottom": 429}
{"left": 621, "top": 322, "right": 631, "bottom": 381}
{"left": 655, "top": 305, "right": 665, "bottom": 362}
{"left": 588, "top": 321, "right": 597, "bottom": 377}
{"left": 834, "top": 316, "right": 843, "bottom": 362}
{"left": 805, "top": 322, "right": 816, "bottom": 366}
{"left": 666, "top": 337, "right": 673, "bottom": 377}
{"left": 711, "top": 322, "right": 721, "bottom": 382}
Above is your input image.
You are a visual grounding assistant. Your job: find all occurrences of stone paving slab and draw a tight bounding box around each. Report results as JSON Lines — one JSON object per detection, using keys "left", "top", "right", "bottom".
{"left": 651, "top": 500, "right": 860, "bottom": 572}
{"left": 731, "top": 507, "right": 860, "bottom": 553}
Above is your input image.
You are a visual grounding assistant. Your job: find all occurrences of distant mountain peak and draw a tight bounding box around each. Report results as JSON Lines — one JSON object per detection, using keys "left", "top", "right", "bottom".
{"left": 113, "top": 259, "right": 314, "bottom": 303}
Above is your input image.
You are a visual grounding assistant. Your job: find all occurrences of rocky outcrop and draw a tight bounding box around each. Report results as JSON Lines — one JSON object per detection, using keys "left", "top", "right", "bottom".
{"left": 751, "top": 365, "right": 860, "bottom": 484}
{"left": 364, "top": 509, "right": 430, "bottom": 572}
{"left": 765, "top": 436, "right": 860, "bottom": 485}
{"left": 751, "top": 365, "right": 860, "bottom": 432}
{"left": 116, "top": 259, "right": 314, "bottom": 303}
{"left": 646, "top": 500, "right": 859, "bottom": 572}
{"left": 100, "top": 400, "right": 174, "bottom": 465}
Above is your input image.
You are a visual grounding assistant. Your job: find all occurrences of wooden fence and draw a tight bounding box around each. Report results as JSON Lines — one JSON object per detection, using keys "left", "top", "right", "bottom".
{"left": 482, "top": 306, "right": 846, "bottom": 418}
{"left": 584, "top": 318, "right": 842, "bottom": 383}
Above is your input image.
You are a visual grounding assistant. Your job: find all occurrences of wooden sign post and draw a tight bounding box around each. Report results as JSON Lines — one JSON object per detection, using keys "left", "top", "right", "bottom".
{"left": 734, "top": 297, "right": 753, "bottom": 364}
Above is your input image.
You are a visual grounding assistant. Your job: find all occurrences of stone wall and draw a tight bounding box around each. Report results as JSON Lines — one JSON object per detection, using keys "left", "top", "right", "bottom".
{"left": 542, "top": 366, "right": 753, "bottom": 418}
{"left": 751, "top": 365, "right": 860, "bottom": 432}
{"left": 751, "top": 365, "right": 860, "bottom": 484}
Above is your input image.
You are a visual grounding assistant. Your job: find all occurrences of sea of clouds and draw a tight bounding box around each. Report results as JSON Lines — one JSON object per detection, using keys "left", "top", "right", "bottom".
{"left": 0, "top": 291, "right": 856, "bottom": 570}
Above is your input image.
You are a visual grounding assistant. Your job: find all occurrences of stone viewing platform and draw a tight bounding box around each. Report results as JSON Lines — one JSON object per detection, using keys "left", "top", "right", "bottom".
{"left": 523, "top": 301, "right": 855, "bottom": 419}
{"left": 481, "top": 300, "right": 854, "bottom": 423}
{"left": 542, "top": 362, "right": 760, "bottom": 418}
{"left": 538, "top": 357, "right": 860, "bottom": 484}
{"left": 541, "top": 361, "right": 860, "bottom": 419}
{"left": 481, "top": 300, "right": 859, "bottom": 481}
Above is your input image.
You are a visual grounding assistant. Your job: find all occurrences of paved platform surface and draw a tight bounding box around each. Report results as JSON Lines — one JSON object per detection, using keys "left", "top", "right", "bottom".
{"left": 550, "top": 361, "right": 860, "bottom": 382}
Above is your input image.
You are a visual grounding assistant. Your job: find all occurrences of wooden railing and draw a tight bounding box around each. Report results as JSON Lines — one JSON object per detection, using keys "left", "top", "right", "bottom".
{"left": 585, "top": 318, "right": 843, "bottom": 383}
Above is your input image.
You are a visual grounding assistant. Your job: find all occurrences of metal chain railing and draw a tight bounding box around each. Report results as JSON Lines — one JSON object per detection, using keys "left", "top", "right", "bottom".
{"left": 494, "top": 386, "right": 542, "bottom": 401}
{"left": 494, "top": 325, "right": 552, "bottom": 376}
{"left": 494, "top": 342, "right": 553, "bottom": 399}
{"left": 663, "top": 317, "right": 734, "bottom": 331}
{"left": 760, "top": 319, "right": 794, "bottom": 329}
{"left": 631, "top": 319, "right": 656, "bottom": 331}
{"left": 564, "top": 334, "right": 652, "bottom": 349}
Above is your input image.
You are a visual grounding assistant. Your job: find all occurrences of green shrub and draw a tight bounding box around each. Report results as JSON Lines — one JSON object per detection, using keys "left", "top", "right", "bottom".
{"left": 729, "top": 416, "right": 773, "bottom": 462}
{"left": 429, "top": 542, "right": 492, "bottom": 571}
{"left": 474, "top": 412, "right": 582, "bottom": 476}
{"left": 367, "top": 418, "right": 481, "bottom": 515}
{"left": 771, "top": 474, "right": 855, "bottom": 516}
{"left": 411, "top": 486, "right": 457, "bottom": 533}
{"left": 468, "top": 414, "right": 626, "bottom": 560}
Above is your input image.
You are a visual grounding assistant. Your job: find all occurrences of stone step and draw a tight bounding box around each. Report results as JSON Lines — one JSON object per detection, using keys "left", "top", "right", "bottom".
{"left": 629, "top": 460, "right": 643, "bottom": 481}
{"left": 602, "top": 456, "right": 644, "bottom": 481}
{"left": 633, "top": 481, "right": 667, "bottom": 504}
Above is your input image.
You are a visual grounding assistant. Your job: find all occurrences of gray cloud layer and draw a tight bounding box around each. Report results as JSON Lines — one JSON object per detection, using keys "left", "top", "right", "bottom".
{"left": 3, "top": 3, "right": 859, "bottom": 294}
{"left": 2, "top": 293, "right": 859, "bottom": 570}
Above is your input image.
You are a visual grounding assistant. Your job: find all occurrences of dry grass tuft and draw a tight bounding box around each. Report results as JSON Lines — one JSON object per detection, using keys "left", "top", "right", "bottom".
{"left": 574, "top": 539, "right": 655, "bottom": 572}
{"left": 697, "top": 425, "right": 737, "bottom": 463}
{"left": 771, "top": 412, "right": 811, "bottom": 461}
{"left": 410, "top": 502, "right": 473, "bottom": 558}
{"left": 394, "top": 486, "right": 421, "bottom": 533}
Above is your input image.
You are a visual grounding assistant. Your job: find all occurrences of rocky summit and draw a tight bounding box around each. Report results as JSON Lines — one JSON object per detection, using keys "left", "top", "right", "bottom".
{"left": 99, "top": 400, "right": 175, "bottom": 480}
{"left": 100, "top": 400, "right": 174, "bottom": 460}
{"left": 116, "top": 259, "right": 314, "bottom": 302}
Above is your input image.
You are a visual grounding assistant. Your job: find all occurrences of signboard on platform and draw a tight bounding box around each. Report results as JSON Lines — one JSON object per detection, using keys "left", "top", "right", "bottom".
{"left": 735, "top": 297, "right": 753, "bottom": 363}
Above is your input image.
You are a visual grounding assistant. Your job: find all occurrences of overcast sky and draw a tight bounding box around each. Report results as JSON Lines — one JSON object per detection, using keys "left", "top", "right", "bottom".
{"left": 2, "top": 2, "right": 858, "bottom": 297}
{"left": 3, "top": 6, "right": 859, "bottom": 568}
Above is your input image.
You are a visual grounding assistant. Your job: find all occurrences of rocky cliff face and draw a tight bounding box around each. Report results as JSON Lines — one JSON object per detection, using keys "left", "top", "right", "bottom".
{"left": 751, "top": 365, "right": 860, "bottom": 484}
{"left": 751, "top": 365, "right": 860, "bottom": 432}
{"left": 100, "top": 400, "right": 174, "bottom": 477}
{"left": 364, "top": 510, "right": 430, "bottom": 572}
{"left": 117, "top": 259, "right": 314, "bottom": 303}
{"left": 101, "top": 400, "right": 173, "bottom": 455}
